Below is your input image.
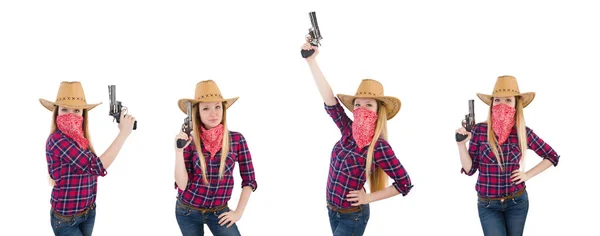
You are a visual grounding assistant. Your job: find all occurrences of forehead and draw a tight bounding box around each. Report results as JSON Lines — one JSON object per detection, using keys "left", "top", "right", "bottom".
{"left": 198, "top": 102, "right": 221, "bottom": 106}
{"left": 354, "top": 98, "right": 377, "bottom": 104}
{"left": 58, "top": 106, "right": 80, "bottom": 110}
{"left": 493, "top": 96, "right": 516, "bottom": 100}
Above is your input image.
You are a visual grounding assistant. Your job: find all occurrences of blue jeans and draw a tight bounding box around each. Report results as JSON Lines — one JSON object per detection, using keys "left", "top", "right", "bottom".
{"left": 478, "top": 190, "right": 529, "bottom": 236}
{"left": 49, "top": 204, "right": 96, "bottom": 236}
{"left": 175, "top": 200, "right": 241, "bottom": 236}
{"left": 328, "top": 204, "right": 370, "bottom": 236}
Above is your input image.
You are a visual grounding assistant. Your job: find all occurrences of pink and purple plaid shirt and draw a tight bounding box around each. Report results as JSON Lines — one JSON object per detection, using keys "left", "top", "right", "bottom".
{"left": 462, "top": 123, "right": 560, "bottom": 197}
{"left": 175, "top": 131, "right": 257, "bottom": 209}
{"left": 325, "top": 99, "right": 413, "bottom": 209}
{"left": 46, "top": 130, "right": 107, "bottom": 216}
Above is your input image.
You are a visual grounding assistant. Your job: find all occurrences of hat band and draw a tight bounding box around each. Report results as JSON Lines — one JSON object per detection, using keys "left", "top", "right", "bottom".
{"left": 355, "top": 91, "right": 383, "bottom": 96}
{"left": 56, "top": 97, "right": 87, "bottom": 102}
{"left": 196, "top": 93, "right": 223, "bottom": 99}
{"left": 493, "top": 88, "right": 519, "bottom": 93}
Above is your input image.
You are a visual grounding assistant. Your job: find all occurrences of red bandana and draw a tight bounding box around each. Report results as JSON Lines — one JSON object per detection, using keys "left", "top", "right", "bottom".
{"left": 491, "top": 103, "right": 516, "bottom": 145}
{"left": 352, "top": 107, "right": 378, "bottom": 149}
{"left": 56, "top": 113, "right": 89, "bottom": 150}
{"left": 200, "top": 124, "right": 224, "bottom": 158}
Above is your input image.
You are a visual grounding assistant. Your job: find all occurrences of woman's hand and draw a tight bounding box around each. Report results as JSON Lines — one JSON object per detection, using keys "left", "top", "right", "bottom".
{"left": 456, "top": 126, "right": 471, "bottom": 145}
{"left": 175, "top": 131, "right": 192, "bottom": 151}
{"left": 218, "top": 209, "right": 242, "bottom": 228}
{"left": 301, "top": 36, "right": 319, "bottom": 60}
{"left": 511, "top": 170, "right": 529, "bottom": 184}
{"left": 346, "top": 189, "right": 371, "bottom": 206}
{"left": 118, "top": 108, "right": 136, "bottom": 137}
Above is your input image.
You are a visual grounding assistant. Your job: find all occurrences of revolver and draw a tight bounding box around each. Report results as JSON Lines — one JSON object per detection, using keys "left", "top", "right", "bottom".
{"left": 455, "top": 99, "right": 475, "bottom": 142}
{"left": 108, "top": 85, "right": 137, "bottom": 130}
{"left": 176, "top": 101, "right": 193, "bottom": 149}
{"left": 301, "top": 11, "right": 323, "bottom": 58}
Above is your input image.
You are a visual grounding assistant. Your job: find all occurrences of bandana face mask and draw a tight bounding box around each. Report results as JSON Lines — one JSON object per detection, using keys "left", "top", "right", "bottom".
{"left": 352, "top": 107, "right": 378, "bottom": 149}
{"left": 56, "top": 113, "right": 89, "bottom": 150}
{"left": 491, "top": 103, "right": 516, "bottom": 145}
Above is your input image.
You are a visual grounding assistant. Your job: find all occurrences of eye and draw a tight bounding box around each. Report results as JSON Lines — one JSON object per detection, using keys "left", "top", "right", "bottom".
{"left": 354, "top": 103, "right": 360, "bottom": 107}
{"left": 202, "top": 107, "right": 209, "bottom": 111}
{"left": 505, "top": 98, "right": 512, "bottom": 103}
{"left": 61, "top": 108, "right": 68, "bottom": 112}
{"left": 74, "top": 109, "right": 81, "bottom": 113}
{"left": 366, "top": 104, "right": 373, "bottom": 107}
{"left": 494, "top": 98, "right": 500, "bottom": 102}
{"left": 216, "top": 105, "right": 222, "bottom": 109}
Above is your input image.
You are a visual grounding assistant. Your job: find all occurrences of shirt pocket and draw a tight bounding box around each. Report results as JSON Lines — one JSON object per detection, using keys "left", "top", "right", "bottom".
{"left": 342, "top": 154, "right": 366, "bottom": 179}
{"left": 480, "top": 142, "right": 521, "bottom": 164}
{"left": 222, "top": 150, "right": 237, "bottom": 176}
{"left": 480, "top": 143, "right": 498, "bottom": 164}
{"left": 506, "top": 144, "right": 522, "bottom": 164}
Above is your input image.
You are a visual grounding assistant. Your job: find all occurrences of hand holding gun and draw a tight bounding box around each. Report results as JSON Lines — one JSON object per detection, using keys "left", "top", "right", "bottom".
{"left": 301, "top": 11, "right": 322, "bottom": 58}
{"left": 176, "top": 101, "right": 193, "bottom": 149}
{"left": 455, "top": 99, "right": 475, "bottom": 142}
{"left": 108, "top": 85, "right": 137, "bottom": 130}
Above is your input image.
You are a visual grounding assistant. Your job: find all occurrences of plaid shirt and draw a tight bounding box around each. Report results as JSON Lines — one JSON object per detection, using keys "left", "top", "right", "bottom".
{"left": 46, "top": 130, "right": 107, "bottom": 216}
{"left": 325, "top": 99, "right": 413, "bottom": 209}
{"left": 175, "top": 131, "right": 257, "bottom": 208}
{"left": 462, "top": 123, "right": 560, "bottom": 197}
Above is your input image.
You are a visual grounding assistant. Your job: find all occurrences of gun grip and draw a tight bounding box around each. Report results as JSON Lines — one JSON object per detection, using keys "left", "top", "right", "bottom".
{"left": 133, "top": 120, "right": 137, "bottom": 130}
{"left": 176, "top": 139, "right": 187, "bottom": 149}
{"left": 455, "top": 133, "right": 468, "bottom": 142}
{"left": 301, "top": 49, "right": 315, "bottom": 58}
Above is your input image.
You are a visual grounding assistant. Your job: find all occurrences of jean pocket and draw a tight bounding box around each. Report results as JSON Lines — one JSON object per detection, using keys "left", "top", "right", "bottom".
{"left": 214, "top": 206, "right": 231, "bottom": 216}
{"left": 175, "top": 201, "right": 191, "bottom": 216}
{"left": 338, "top": 211, "right": 362, "bottom": 221}
{"left": 477, "top": 199, "right": 490, "bottom": 208}
{"left": 51, "top": 212, "right": 74, "bottom": 229}
{"left": 512, "top": 191, "right": 529, "bottom": 205}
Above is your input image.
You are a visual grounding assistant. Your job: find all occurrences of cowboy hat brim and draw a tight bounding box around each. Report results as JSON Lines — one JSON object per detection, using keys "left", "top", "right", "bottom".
{"left": 337, "top": 94, "right": 401, "bottom": 120}
{"left": 476, "top": 92, "right": 536, "bottom": 108}
{"left": 39, "top": 98, "right": 101, "bottom": 112}
{"left": 177, "top": 97, "right": 239, "bottom": 114}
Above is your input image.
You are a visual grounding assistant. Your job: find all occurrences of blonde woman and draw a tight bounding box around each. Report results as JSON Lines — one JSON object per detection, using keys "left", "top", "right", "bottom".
{"left": 41, "top": 81, "right": 136, "bottom": 236}
{"left": 456, "top": 76, "right": 560, "bottom": 236}
{"left": 302, "top": 39, "right": 413, "bottom": 236}
{"left": 173, "top": 80, "right": 257, "bottom": 236}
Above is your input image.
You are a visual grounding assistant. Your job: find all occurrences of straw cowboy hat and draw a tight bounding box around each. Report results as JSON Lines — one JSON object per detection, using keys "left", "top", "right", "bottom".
{"left": 337, "top": 79, "right": 402, "bottom": 120}
{"left": 39, "top": 81, "right": 101, "bottom": 112}
{"left": 177, "top": 80, "right": 239, "bottom": 114}
{"left": 476, "top": 75, "right": 536, "bottom": 108}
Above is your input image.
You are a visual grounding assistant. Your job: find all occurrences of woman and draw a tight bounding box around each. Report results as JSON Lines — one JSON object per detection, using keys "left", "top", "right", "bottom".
{"left": 174, "top": 80, "right": 257, "bottom": 236}
{"left": 302, "top": 39, "right": 413, "bottom": 236}
{"left": 42, "top": 81, "right": 136, "bottom": 236}
{"left": 456, "top": 75, "right": 560, "bottom": 236}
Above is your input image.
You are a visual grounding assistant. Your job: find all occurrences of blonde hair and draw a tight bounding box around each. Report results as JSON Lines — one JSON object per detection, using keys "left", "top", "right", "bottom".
{"left": 191, "top": 102, "right": 230, "bottom": 184}
{"left": 364, "top": 101, "right": 389, "bottom": 193}
{"left": 48, "top": 107, "right": 95, "bottom": 186}
{"left": 487, "top": 97, "right": 527, "bottom": 171}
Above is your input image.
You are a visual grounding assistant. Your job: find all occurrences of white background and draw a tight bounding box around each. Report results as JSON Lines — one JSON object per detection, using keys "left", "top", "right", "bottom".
{"left": 1, "top": 1, "right": 598, "bottom": 235}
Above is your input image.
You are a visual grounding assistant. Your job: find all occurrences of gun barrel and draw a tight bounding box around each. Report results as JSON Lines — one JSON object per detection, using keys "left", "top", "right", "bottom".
{"left": 108, "top": 85, "right": 116, "bottom": 101}
{"left": 186, "top": 102, "right": 193, "bottom": 126}
{"left": 468, "top": 99, "right": 474, "bottom": 116}
{"left": 309, "top": 12, "right": 321, "bottom": 38}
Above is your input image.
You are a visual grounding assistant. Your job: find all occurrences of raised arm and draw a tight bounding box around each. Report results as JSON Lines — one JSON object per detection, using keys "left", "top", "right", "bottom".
{"left": 174, "top": 131, "right": 193, "bottom": 191}
{"left": 98, "top": 110, "right": 136, "bottom": 169}
{"left": 302, "top": 38, "right": 337, "bottom": 106}
{"left": 456, "top": 124, "right": 480, "bottom": 176}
